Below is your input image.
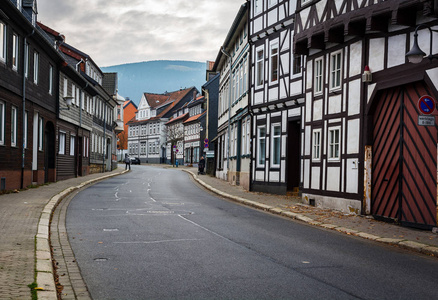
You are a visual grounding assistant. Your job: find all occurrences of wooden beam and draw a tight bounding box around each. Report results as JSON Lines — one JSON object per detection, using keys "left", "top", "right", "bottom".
{"left": 344, "top": 20, "right": 366, "bottom": 37}
{"left": 366, "top": 14, "right": 390, "bottom": 33}
{"left": 325, "top": 26, "right": 344, "bottom": 44}
{"left": 392, "top": 7, "right": 417, "bottom": 27}
{"left": 308, "top": 33, "right": 325, "bottom": 50}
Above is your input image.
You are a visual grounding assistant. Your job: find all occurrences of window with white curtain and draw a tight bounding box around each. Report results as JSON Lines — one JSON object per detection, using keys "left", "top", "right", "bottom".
{"left": 59, "top": 132, "right": 66, "bottom": 155}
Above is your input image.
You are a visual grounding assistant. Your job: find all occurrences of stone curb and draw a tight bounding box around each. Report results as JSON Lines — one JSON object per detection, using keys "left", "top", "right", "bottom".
{"left": 34, "top": 170, "right": 129, "bottom": 299}
{"left": 183, "top": 169, "right": 438, "bottom": 258}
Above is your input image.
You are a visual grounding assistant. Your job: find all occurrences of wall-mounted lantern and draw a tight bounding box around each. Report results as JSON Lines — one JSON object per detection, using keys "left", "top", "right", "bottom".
{"left": 406, "top": 24, "right": 438, "bottom": 64}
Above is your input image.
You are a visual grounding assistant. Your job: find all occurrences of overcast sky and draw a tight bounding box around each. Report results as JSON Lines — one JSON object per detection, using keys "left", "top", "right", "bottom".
{"left": 37, "top": 0, "right": 245, "bottom": 67}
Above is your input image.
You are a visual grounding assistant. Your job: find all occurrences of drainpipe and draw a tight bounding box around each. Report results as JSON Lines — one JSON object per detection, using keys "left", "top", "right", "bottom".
{"left": 221, "top": 47, "right": 232, "bottom": 181}
{"left": 21, "top": 29, "right": 35, "bottom": 189}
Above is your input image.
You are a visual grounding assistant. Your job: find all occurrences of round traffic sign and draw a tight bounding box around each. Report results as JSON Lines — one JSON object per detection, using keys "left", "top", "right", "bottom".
{"left": 418, "top": 95, "right": 435, "bottom": 115}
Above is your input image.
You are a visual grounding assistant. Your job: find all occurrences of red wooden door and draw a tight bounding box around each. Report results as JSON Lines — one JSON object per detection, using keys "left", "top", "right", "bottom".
{"left": 372, "top": 82, "right": 437, "bottom": 228}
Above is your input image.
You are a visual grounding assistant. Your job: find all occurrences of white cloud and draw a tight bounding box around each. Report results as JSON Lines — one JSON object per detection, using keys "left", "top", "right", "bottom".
{"left": 37, "top": 0, "right": 245, "bottom": 66}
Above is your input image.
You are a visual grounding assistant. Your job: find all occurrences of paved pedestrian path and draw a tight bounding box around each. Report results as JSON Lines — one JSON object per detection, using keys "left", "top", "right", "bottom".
{"left": 1, "top": 163, "right": 437, "bottom": 300}
{"left": 0, "top": 167, "right": 126, "bottom": 300}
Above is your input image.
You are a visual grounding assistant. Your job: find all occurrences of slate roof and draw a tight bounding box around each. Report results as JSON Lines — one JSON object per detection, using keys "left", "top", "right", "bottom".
{"left": 103, "top": 73, "right": 117, "bottom": 95}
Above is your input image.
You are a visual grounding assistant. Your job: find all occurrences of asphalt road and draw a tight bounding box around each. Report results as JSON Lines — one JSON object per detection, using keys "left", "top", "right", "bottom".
{"left": 67, "top": 165, "right": 438, "bottom": 300}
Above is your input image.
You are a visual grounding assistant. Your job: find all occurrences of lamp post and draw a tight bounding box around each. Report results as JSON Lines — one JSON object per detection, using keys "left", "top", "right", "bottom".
{"left": 406, "top": 24, "right": 438, "bottom": 63}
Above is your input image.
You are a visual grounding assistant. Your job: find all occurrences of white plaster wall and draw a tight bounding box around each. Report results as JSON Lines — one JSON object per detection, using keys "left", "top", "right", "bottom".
{"left": 270, "top": 171, "right": 280, "bottom": 182}
{"left": 303, "top": 159, "right": 310, "bottom": 189}
{"left": 269, "top": 87, "right": 279, "bottom": 101}
{"left": 306, "top": 60, "right": 313, "bottom": 90}
{"left": 311, "top": 166, "right": 320, "bottom": 189}
{"left": 288, "top": 107, "right": 301, "bottom": 117}
{"left": 268, "top": 9, "right": 277, "bottom": 27}
{"left": 369, "top": 38, "right": 385, "bottom": 72}
{"left": 326, "top": 167, "right": 340, "bottom": 191}
{"left": 291, "top": 80, "right": 302, "bottom": 96}
{"left": 254, "top": 16, "right": 263, "bottom": 33}
{"left": 348, "top": 79, "right": 361, "bottom": 115}
{"left": 304, "top": 125, "right": 311, "bottom": 156}
{"left": 305, "top": 92, "right": 312, "bottom": 122}
{"left": 387, "top": 34, "right": 406, "bottom": 69}
{"left": 254, "top": 91, "right": 264, "bottom": 104}
{"left": 281, "top": 53, "right": 290, "bottom": 74}
{"left": 280, "top": 78, "right": 288, "bottom": 99}
{"left": 427, "top": 68, "right": 438, "bottom": 90}
{"left": 313, "top": 99, "right": 323, "bottom": 121}
{"left": 316, "top": 0, "right": 325, "bottom": 20}
{"left": 346, "top": 159, "right": 359, "bottom": 194}
{"left": 349, "top": 41, "right": 362, "bottom": 77}
{"left": 256, "top": 170, "right": 265, "bottom": 181}
{"left": 347, "top": 118, "right": 360, "bottom": 154}
{"left": 367, "top": 83, "right": 377, "bottom": 104}
{"left": 281, "top": 160, "right": 286, "bottom": 182}
{"left": 328, "top": 94, "right": 342, "bottom": 114}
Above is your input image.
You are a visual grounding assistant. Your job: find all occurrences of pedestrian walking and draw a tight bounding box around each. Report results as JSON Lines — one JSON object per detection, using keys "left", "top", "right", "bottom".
{"left": 198, "top": 156, "right": 205, "bottom": 175}
{"left": 124, "top": 154, "right": 131, "bottom": 170}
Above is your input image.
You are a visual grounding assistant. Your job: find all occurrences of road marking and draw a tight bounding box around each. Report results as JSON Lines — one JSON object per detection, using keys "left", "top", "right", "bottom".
{"left": 103, "top": 229, "right": 119, "bottom": 232}
{"left": 114, "top": 238, "right": 200, "bottom": 245}
{"left": 178, "top": 215, "right": 228, "bottom": 241}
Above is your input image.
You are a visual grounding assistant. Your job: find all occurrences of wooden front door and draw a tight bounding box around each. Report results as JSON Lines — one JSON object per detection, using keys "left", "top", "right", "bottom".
{"left": 372, "top": 82, "right": 437, "bottom": 228}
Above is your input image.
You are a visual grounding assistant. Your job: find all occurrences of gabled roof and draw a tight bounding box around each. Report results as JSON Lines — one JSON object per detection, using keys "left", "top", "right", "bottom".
{"left": 183, "top": 111, "right": 206, "bottom": 124}
{"left": 144, "top": 93, "right": 171, "bottom": 108}
{"left": 165, "top": 113, "right": 189, "bottom": 125}
{"left": 127, "top": 87, "right": 196, "bottom": 126}
{"left": 124, "top": 99, "right": 138, "bottom": 109}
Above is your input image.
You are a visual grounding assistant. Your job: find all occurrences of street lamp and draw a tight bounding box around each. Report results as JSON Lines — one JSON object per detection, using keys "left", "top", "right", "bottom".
{"left": 406, "top": 24, "right": 438, "bottom": 64}
{"left": 60, "top": 96, "right": 74, "bottom": 110}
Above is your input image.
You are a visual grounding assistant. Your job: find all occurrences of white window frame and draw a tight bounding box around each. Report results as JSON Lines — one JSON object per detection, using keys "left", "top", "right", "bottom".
{"left": 257, "top": 125, "right": 266, "bottom": 167}
{"left": 312, "top": 129, "right": 321, "bottom": 161}
{"left": 330, "top": 51, "right": 342, "bottom": 90}
{"left": 12, "top": 33, "right": 18, "bottom": 71}
{"left": 59, "top": 131, "right": 66, "bottom": 155}
{"left": 63, "top": 78, "right": 68, "bottom": 97}
{"left": 38, "top": 117, "right": 43, "bottom": 151}
{"left": 11, "top": 106, "right": 17, "bottom": 147}
{"left": 0, "top": 22, "right": 6, "bottom": 63}
{"left": 314, "top": 57, "right": 323, "bottom": 94}
{"left": 24, "top": 42, "right": 29, "bottom": 78}
{"left": 48, "top": 65, "right": 53, "bottom": 95}
{"left": 256, "top": 48, "right": 264, "bottom": 88}
{"left": 270, "top": 41, "right": 279, "bottom": 84}
{"left": 70, "top": 135, "right": 75, "bottom": 156}
{"left": 33, "top": 51, "right": 39, "bottom": 84}
{"left": 0, "top": 101, "right": 4, "bottom": 145}
{"left": 271, "top": 123, "right": 281, "bottom": 167}
{"left": 24, "top": 111, "right": 28, "bottom": 148}
{"left": 328, "top": 127, "right": 341, "bottom": 160}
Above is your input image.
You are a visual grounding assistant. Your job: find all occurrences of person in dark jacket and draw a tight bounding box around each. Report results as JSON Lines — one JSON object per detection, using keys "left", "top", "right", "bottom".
{"left": 198, "top": 156, "right": 205, "bottom": 175}
{"left": 124, "top": 154, "right": 131, "bottom": 170}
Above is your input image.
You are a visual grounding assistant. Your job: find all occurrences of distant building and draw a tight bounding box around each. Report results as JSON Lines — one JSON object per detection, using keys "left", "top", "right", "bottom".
{"left": 117, "top": 99, "right": 137, "bottom": 160}
{"left": 126, "top": 87, "right": 197, "bottom": 164}
{"left": 183, "top": 96, "right": 206, "bottom": 165}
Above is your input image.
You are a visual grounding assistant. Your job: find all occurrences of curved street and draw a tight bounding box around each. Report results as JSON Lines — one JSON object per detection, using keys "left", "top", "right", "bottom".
{"left": 62, "top": 165, "right": 438, "bottom": 299}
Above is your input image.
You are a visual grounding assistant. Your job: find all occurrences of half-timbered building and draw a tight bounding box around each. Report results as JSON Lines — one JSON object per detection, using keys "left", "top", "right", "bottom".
{"left": 249, "top": 0, "right": 304, "bottom": 194}
{"left": 214, "top": 3, "right": 251, "bottom": 189}
{"left": 294, "top": 0, "right": 438, "bottom": 228}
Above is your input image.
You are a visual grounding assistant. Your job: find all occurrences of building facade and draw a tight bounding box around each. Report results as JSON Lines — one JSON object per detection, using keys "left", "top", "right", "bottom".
{"left": 214, "top": 3, "right": 251, "bottom": 190}
{"left": 0, "top": 0, "right": 64, "bottom": 190}
{"left": 294, "top": 0, "right": 438, "bottom": 228}
{"left": 127, "top": 88, "right": 197, "bottom": 164}
{"left": 249, "top": 0, "right": 304, "bottom": 194}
